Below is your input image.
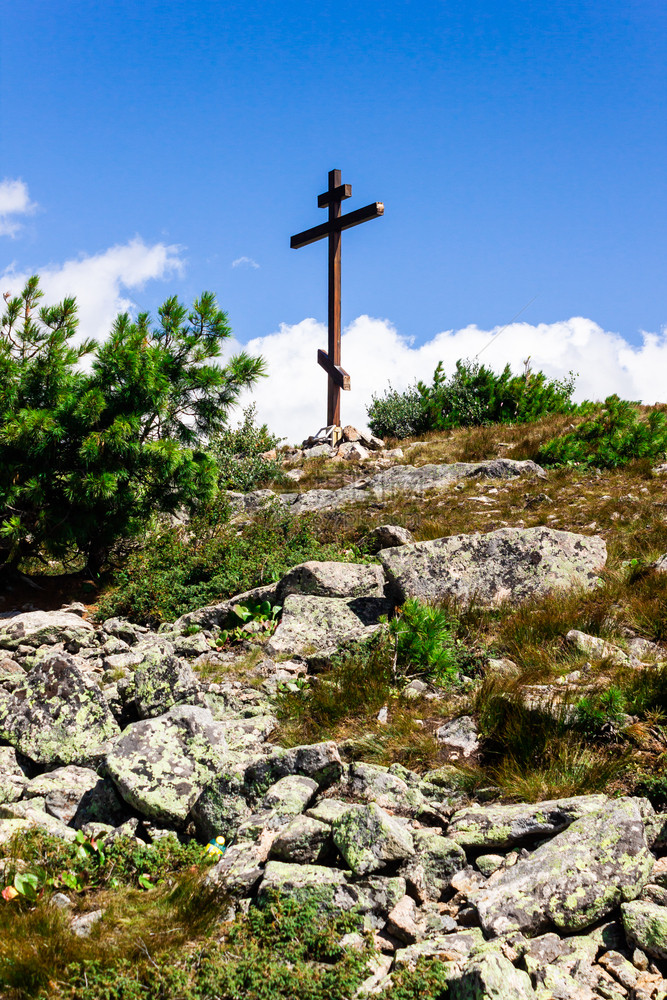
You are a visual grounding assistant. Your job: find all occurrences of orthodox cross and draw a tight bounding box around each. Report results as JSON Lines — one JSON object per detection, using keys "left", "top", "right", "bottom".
{"left": 290, "top": 169, "right": 384, "bottom": 428}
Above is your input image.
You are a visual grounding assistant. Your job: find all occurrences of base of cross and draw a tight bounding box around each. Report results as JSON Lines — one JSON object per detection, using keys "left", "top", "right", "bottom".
{"left": 304, "top": 424, "right": 344, "bottom": 447}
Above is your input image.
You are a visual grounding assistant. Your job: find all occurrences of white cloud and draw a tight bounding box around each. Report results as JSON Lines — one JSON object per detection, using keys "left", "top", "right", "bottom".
{"left": 231, "top": 256, "right": 260, "bottom": 269}
{"left": 234, "top": 315, "right": 667, "bottom": 444}
{"left": 0, "top": 179, "right": 37, "bottom": 237}
{"left": 2, "top": 237, "right": 185, "bottom": 342}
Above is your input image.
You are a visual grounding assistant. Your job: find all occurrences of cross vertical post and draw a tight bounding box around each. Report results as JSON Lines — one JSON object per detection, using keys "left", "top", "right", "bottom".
{"left": 327, "top": 169, "right": 343, "bottom": 427}
{"left": 290, "top": 170, "right": 384, "bottom": 430}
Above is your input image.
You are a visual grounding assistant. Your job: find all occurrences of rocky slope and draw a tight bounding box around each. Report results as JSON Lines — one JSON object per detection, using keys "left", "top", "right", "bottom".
{"left": 2, "top": 453, "right": 667, "bottom": 998}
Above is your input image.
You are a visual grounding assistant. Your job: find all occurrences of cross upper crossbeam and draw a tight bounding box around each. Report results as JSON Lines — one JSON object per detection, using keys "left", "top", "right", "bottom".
{"left": 290, "top": 169, "right": 383, "bottom": 428}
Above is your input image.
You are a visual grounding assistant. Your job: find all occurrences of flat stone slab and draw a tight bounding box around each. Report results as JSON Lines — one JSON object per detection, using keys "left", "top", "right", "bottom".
{"left": 380, "top": 526, "right": 607, "bottom": 607}
{"left": 277, "top": 561, "right": 385, "bottom": 600}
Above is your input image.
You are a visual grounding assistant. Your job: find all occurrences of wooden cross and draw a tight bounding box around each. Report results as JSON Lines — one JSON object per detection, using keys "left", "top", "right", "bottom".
{"left": 290, "top": 169, "right": 384, "bottom": 428}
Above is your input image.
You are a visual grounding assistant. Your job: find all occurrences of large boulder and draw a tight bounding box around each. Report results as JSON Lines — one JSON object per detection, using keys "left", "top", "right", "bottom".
{"left": 475, "top": 797, "right": 654, "bottom": 936}
{"left": 258, "top": 861, "right": 357, "bottom": 913}
{"left": 448, "top": 795, "right": 608, "bottom": 850}
{"left": 449, "top": 947, "right": 537, "bottom": 1000}
{"left": 267, "top": 593, "right": 391, "bottom": 657}
{"left": 0, "top": 652, "right": 119, "bottom": 766}
{"left": 332, "top": 803, "right": 415, "bottom": 875}
{"left": 104, "top": 704, "right": 231, "bottom": 825}
{"left": 276, "top": 561, "right": 385, "bottom": 600}
{"left": 0, "top": 610, "right": 95, "bottom": 650}
{"left": 380, "top": 526, "right": 607, "bottom": 607}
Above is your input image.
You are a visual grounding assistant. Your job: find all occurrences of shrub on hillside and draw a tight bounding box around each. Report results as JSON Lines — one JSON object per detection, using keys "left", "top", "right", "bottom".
{"left": 96, "top": 503, "right": 339, "bottom": 626}
{"left": 538, "top": 395, "right": 667, "bottom": 468}
{"left": 367, "top": 359, "right": 577, "bottom": 439}
{"left": 210, "top": 404, "right": 284, "bottom": 492}
{"left": 0, "top": 277, "right": 266, "bottom": 575}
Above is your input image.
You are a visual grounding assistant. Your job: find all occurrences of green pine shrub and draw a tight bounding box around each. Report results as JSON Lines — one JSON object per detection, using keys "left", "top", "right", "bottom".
{"left": 367, "top": 358, "right": 577, "bottom": 439}
{"left": 387, "top": 598, "right": 463, "bottom": 685}
{"left": 538, "top": 395, "right": 667, "bottom": 468}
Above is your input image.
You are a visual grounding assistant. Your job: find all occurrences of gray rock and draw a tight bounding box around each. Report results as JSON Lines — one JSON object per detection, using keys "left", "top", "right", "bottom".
{"left": 269, "top": 815, "right": 332, "bottom": 864}
{"left": 449, "top": 948, "right": 537, "bottom": 999}
{"left": 71, "top": 908, "right": 104, "bottom": 937}
{"left": 306, "top": 799, "right": 352, "bottom": 825}
{"left": 105, "top": 704, "right": 231, "bottom": 825}
{"left": 435, "top": 716, "right": 479, "bottom": 758}
{"left": 258, "top": 861, "right": 357, "bottom": 913}
{"left": 0, "top": 746, "right": 28, "bottom": 804}
{"left": 0, "top": 801, "right": 77, "bottom": 842}
{"left": 362, "top": 524, "right": 415, "bottom": 554}
{"left": 621, "top": 900, "right": 667, "bottom": 961}
{"left": 262, "top": 774, "right": 318, "bottom": 817}
{"left": 566, "top": 629, "right": 629, "bottom": 665}
{"left": 0, "top": 610, "right": 95, "bottom": 650}
{"left": 126, "top": 654, "right": 202, "bottom": 719}
{"left": 332, "top": 803, "right": 415, "bottom": 875}
{"left": 24, "top": 766, "right": 100, "bottom": 824}
{"left": 267, "top": 593, "right": 391, "bottom": 657}
{"left": 380, "top": 527, "right": 607, "bottom": 607}
{"left": 448, "top": 795, "right": 608, "bottom": 849}
{"left": 399, "top": 829, "right": 466, "bottom": 903}
{"left": 0, "top": 651, "right": 119, "bottom": 766}
{"left": 475, "top": 797, "right": 655, "bottom": 936}
{"left": 101, "top": 617, "right": 148, "bottom": 645}
{"left": 394, "top": 929, "right": 484, "bottom": 968}
{"left": 277, "top": 561, "right": 385, "bottom": 601}
{"left": 346, "top": 761, "right": 426, "bottom": 816}
{"left": 206, "top": 841, "right": 265, "bottom": 896}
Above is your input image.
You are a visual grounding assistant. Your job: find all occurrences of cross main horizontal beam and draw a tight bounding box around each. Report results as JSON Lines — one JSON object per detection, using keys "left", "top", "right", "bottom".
{"left": 290, "top": 202, "right": 384, "bottom": 249}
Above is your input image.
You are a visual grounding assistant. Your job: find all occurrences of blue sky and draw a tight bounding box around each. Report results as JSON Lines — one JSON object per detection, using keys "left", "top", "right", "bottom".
{"left": 1, "top": 1, "right": 666, "bottom": 439}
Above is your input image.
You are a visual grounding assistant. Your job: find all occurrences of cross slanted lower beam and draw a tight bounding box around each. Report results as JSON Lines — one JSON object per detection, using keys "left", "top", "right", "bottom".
{"left": 290, "top": 169, "right": 384, "bottom": 428}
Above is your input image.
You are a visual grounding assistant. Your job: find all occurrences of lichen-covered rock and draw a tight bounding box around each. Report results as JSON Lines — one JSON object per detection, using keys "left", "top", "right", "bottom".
{"left": 362, "top": 524, "right": 415, "bottom": 554}
{"left": 267, "top": 593, "right": 391, "bottom": 657}
{"left": 394, "top": 929, "right": 485, "bottom": 969}
{"left": 380, "top": 526, "right": 607, "bottom": 607}
{"left": 124, "top": 653, "right": 202, "bottom": 719}
{"left": 332, "top": 802, "right": 415, "bottom": 875}
{"left": 399, "top": 829, "right": 467, "bottom": 903}
{"left": 206, "top": 841, "right": 265, "bottom": 895}
{"left": 269, "top": 815, "right": 332, "bottom": 864}
{"left": 448, "top": 795, "right": 608, "bottom": 850}
{"left": 448, "top": 948, "right": 537, "bottom": 999}
{"left": 0, "top": 610, "right": 95, "bottom": 650}
{"left": 566, "top": 629, "right": 629, "bottom": 665}
{"left": 0, "top": 746, "right": 28, "bottom": 804}
{"left": 258, "top": 861, "right": 358, "bottom": 913}
{"left": 621, "top": 900, "right": 667, "bottom": 961}
{"left": 435, "top": 716, "right": 479, "bottom": 758}
{"left": 277, "top": 561, "right": 385, "bottom": 600}
{"left": 0, "top": 801, "right": 77, "bottom": 842}
{"left": 346, "top": 761, "right": 427, "bottom": 816}
{"left": 24, "top": 766, "right": 126, "bottom": 828}
{"left": 105, "top": 704, "right": 231, "bottom": 825}
{"left": 262, "top": 774, "right": 318, "bottom": 817}
{"left": 0, "top": 652, "right": 119, "bottom": 766}
{"left": 475, "top": 797, "right": 655, "bottom": 936}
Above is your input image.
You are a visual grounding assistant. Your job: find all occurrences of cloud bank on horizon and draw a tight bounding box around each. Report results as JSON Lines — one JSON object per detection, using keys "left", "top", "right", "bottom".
{"left": 239, "top": 315, "right": 667, "bottom": 444}
{"left": 1, "top": 211, "right": 665, "bottom": 446}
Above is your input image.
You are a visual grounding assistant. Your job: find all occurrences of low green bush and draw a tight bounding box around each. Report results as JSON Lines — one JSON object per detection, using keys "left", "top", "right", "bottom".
{"left": 538, "top": 395, "right": 667, "bottom": 469}
{"left": 97, "top": 503, "right": 339, "bottom": 626}
{"left": 210, "top": 403, "right": 285, "bottom": 492}
{"left": 367, "top": 359, "right": 577, "bottom": 439}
